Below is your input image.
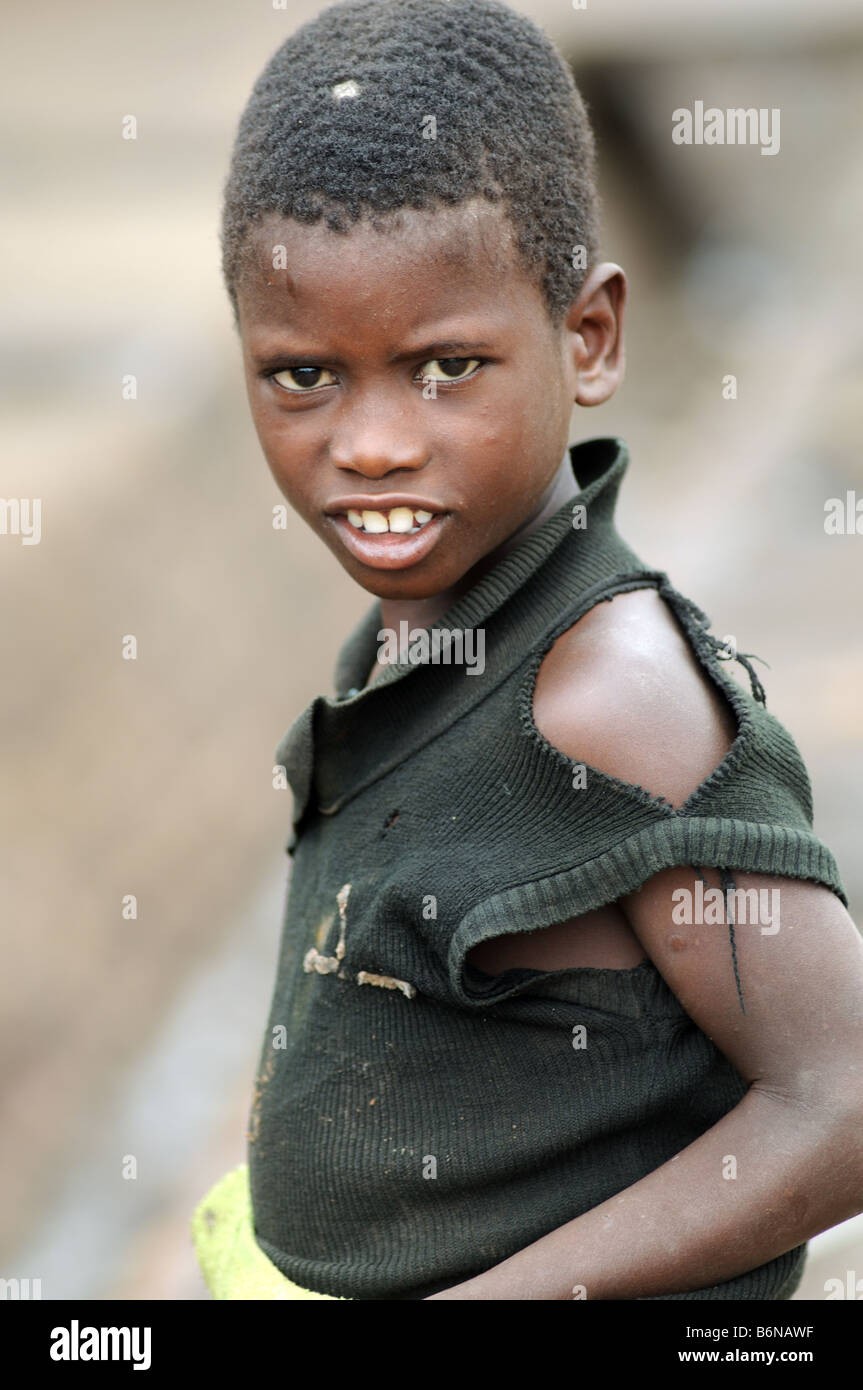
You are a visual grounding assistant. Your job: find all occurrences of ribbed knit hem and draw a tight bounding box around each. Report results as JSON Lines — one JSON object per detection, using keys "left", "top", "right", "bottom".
{"left": 449, "top": 817, "right": 846, "bottom": 1008}
{"left": 253, "top": 1236, "right": 807, "bottom": 1301}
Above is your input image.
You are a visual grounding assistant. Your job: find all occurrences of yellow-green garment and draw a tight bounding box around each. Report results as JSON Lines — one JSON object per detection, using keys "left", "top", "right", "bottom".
{"left": 191, "top": 1164, "right": 346, "bottom": 1300}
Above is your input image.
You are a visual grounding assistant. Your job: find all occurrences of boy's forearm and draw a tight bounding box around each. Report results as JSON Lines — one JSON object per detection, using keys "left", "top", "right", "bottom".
{"left": 427, "top": 1085, "right": 863, "bottom": 1300}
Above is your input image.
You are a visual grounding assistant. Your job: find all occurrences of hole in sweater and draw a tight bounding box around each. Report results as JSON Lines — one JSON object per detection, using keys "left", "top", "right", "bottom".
{"left": 465, "top": 901, "right": 647, "bottom": 976}
{"left": 529, "top": 584, "right": 740, "bottom": 812}
{"left": 481, "top": 582, "right": 744, "bottom": 974}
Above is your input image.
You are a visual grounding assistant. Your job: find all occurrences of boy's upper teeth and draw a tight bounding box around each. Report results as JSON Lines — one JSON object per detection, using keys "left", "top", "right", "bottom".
{"left": 346, "top": 506, "right": 435, "bottom": 533}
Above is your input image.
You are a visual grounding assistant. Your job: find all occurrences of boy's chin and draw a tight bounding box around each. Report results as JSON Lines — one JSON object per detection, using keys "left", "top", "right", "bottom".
{"left": 336, "top": 560, "right": 455, "bottom": 604}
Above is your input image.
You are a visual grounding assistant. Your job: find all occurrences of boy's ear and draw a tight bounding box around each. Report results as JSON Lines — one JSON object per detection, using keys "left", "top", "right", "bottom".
{"left": 564, "top": 263, "right": 627, "bottom": 407}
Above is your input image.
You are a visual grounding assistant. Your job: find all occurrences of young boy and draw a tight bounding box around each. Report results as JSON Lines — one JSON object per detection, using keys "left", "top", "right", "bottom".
{"left": 191, "top": 0, "right": 863, "bottom": 1300}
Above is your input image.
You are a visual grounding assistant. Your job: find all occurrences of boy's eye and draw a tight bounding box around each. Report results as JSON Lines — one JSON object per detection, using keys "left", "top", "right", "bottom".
{"left": 271, "top": 365, "right": 338, "bottom": 392}
{"left": 418, "top": 357, "right": 482, "bottom": 382}
{"left": 268, "top": 357, "right": 482, "bottom": 392}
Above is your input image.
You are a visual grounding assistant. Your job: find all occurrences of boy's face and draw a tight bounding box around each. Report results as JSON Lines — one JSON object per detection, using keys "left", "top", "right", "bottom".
{"left": 235, "top": 198, "right": 618, "bottom": 602}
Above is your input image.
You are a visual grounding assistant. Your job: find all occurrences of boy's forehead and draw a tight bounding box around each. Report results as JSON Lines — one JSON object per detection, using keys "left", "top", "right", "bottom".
{"left": 237, "top": 198, "right": 534, "bottom": 322}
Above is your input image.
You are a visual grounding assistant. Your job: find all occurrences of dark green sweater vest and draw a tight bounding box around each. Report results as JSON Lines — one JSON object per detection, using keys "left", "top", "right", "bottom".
{"left": 249, "top": 436, "right": 846, "bottom": 1300}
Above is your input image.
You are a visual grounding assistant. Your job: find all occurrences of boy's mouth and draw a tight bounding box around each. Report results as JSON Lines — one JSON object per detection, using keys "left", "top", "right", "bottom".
{"left": 344, "top": 505, "right": 435, "bottom": 535}
{"left": 325, "top": 496, "right": 449, "bottom": 571}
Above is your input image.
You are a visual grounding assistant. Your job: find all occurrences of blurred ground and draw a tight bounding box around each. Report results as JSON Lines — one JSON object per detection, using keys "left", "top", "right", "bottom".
{"left": 1, "top": 1, "right": 862, "bottom": 1300}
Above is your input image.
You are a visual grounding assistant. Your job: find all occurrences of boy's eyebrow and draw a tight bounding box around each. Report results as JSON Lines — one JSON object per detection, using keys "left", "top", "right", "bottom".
{"left": 389, "top": 339, "right": 495, "bottom": 361}
{"left": 248, "top": 338, "right": 496, "bottom": 368}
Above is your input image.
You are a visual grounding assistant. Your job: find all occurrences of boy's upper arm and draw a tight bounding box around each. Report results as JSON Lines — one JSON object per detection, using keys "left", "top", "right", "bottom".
{"left": 532, "top": 588, "right": 863, "bottom": 1109}
{"left": 621, "top": 866, "right": 863, "bottom": 1111}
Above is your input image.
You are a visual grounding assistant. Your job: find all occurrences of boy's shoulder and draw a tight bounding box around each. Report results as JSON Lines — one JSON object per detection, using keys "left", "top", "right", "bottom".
{"left": 532, "top": 585, "right": 738, "bottom": 809}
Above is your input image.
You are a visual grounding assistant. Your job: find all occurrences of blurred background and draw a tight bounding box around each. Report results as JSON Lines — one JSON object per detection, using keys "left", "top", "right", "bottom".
{"left": 2, "top": 0, "right": 862, "bottom": 1299}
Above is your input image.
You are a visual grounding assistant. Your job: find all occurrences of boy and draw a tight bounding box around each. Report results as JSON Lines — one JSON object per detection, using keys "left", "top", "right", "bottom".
{"left": 191, "top": 0, "right": 863, "bottom": 1299}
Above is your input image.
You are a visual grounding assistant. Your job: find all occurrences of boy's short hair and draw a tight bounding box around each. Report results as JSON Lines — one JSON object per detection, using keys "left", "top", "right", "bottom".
{"left": 221, "top": 0, "right": 601, "bottom": 327}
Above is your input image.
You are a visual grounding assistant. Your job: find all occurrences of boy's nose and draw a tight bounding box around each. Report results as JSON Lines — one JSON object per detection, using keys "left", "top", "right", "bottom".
{"left": 329, "top": 432, "right": 429, "bottom": 480}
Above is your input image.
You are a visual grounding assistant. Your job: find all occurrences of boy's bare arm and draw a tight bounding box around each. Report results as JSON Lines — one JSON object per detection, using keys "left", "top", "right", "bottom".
{"left": 426, "top": 871, "right": 863, "bottom": 1299}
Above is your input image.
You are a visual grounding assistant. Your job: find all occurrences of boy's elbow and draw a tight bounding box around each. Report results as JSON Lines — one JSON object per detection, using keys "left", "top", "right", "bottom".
{"left": 752, "top": 1056, "right": 863, "bottom": 1130}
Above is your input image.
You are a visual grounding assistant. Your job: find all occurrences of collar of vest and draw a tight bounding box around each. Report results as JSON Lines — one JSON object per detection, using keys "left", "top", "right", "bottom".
{"left": 276, "top": 435, "right": 642, "bottom": 840}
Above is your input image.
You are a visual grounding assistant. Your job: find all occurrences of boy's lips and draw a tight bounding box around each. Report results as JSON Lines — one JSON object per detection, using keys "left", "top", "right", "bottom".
{"left": 327, "top": 513, "right": 450, "bottom": 571}
{"left": 324, "top": 495, "right": 450, "bottom": 571}
{"left": 325, "top": 493, "right": 447, "bottom": 516}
